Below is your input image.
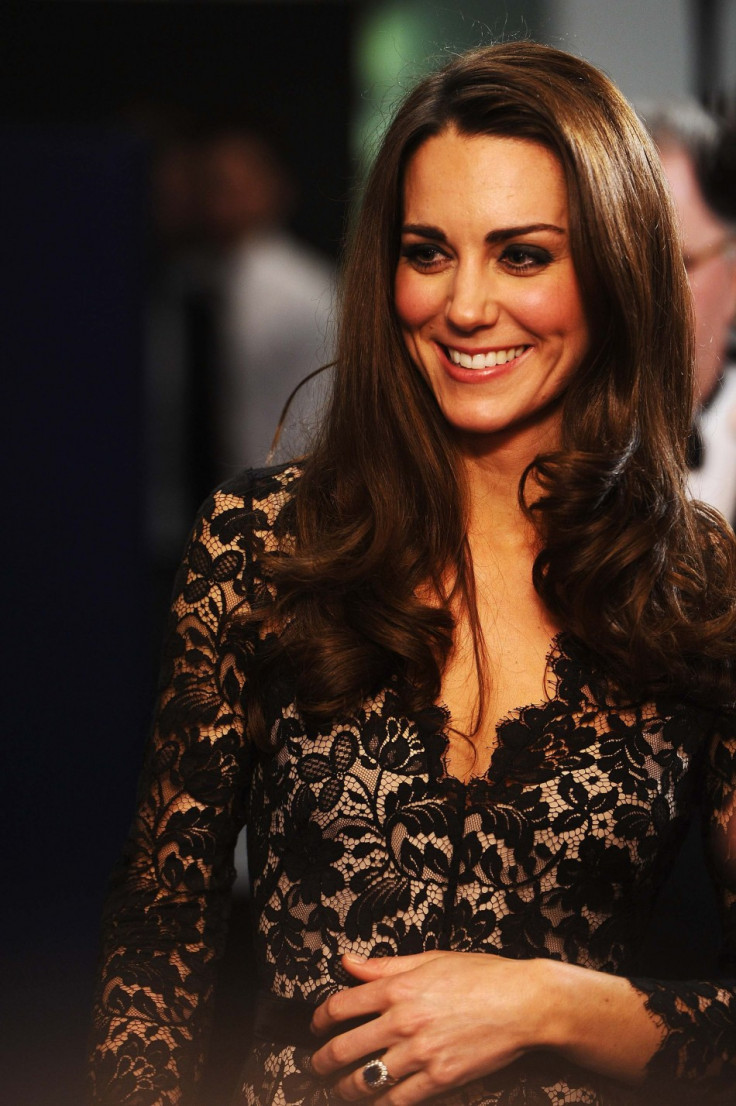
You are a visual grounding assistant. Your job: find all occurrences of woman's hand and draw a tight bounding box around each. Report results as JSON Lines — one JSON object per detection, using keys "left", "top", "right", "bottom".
{"left": 309, "top": 951, "right": 662, "bottom": 1103}
{"left": 309, "top": 950, "right": 556, "bottom": 1103}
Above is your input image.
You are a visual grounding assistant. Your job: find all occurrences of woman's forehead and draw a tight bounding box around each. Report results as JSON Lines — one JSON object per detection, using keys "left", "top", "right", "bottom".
{"left": 401, "top": 130, "right": 569, "bottom": 231}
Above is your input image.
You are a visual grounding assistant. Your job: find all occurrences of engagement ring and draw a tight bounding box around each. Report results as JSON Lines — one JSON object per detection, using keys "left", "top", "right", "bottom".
{"left": 362, "top": 1057, "right": 399, "bottom": 1090}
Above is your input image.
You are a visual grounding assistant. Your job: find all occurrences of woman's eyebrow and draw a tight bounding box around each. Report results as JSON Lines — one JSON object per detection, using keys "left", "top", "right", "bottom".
{"left": 487, "top": 223, "right": 565, "bottom": 242}
{"left": 401, "top": 223, "right": 448, "bottom": 241}
{"left": 401, "top": 222, "right": 566, "bottom": 242}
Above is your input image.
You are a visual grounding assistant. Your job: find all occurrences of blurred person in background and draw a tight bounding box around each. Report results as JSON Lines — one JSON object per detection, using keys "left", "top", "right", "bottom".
{"left": 642, "top": 101, "right": 736, "bottom": 522}
{"left": 198, "top": 126, "right": 335, "bottom": 475}
{"left": 145, "top": 121, "right": 335, "bottom": 565}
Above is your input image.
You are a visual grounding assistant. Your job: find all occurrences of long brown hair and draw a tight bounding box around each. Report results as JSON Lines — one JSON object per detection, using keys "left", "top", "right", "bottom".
{"left": 243, "top": 41, "right": 736, "bottom": 745}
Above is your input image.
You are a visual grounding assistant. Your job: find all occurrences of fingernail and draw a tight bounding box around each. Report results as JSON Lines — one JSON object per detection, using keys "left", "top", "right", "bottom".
{"left": 343, "top": 952, "right": 367, "bottom": 963}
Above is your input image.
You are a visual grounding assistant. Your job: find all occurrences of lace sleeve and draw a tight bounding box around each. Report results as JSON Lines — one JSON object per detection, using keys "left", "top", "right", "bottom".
{"left": 89, "top": 473, "right": 268, "bottom": 1106}
{"left": 631, "top": 709, "right": 736, "bottom": 1099}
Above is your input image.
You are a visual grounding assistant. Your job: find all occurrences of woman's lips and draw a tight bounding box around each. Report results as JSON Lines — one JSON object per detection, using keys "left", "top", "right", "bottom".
{"left": 437, "top": 342, "right": 531, "bottom": 380}
{"left": 446, "top": 344, "right": 528, "bottom": 369}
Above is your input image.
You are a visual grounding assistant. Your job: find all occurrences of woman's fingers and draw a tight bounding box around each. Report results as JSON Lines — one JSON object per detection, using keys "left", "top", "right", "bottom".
{"left": 332, "top": 1052, "right": 406, "bottom": 1102}
{"left": 310, "top": 1012, "right": 391, "bottom": 1078}
{"left": 311, "top": 978, "right": 386, "bottom": 1039}
{"left": 328, "top": 1047, "right": 419, "bottom": 1103}
{"left": 310, "top": 950, "right": 539, "bottom": 1101}
{"left": 328, "top": 1047, "right": 458, "bottom": 1105}
{"left": 371, "top": 1070, "right": 445, "bottom": 1106}
{"left": 311, "top": 954, "right": 444, "bottom": 1050}
{"left": 313, "top": 950, "right": 477, "bottom": 1043}
{"left": 340, "top": 950, "right": 445, "bottom": 981}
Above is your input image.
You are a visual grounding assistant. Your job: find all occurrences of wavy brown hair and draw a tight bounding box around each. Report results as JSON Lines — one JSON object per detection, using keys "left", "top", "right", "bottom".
{"left": 244, "top": 41, "right": 736, "bottom": 745}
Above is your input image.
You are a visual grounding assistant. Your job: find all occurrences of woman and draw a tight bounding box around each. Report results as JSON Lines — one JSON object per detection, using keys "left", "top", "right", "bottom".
{"left": 90, "top": 42, "right": 736, "bottom": 1106}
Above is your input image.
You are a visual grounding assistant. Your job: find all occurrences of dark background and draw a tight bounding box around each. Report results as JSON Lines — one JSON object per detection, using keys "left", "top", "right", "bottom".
{"left": 3, "top": 4, "right": 354, "bottom": 1104}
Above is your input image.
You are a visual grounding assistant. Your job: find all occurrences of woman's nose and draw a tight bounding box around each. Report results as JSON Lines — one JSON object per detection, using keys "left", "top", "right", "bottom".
{"left": 445, "top": 265, "right": 499, "bottom": 331}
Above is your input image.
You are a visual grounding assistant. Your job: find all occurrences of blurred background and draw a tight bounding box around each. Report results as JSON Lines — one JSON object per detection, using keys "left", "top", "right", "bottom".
{"left": 3, "top": 2, "right": 735, "bottom": 1104}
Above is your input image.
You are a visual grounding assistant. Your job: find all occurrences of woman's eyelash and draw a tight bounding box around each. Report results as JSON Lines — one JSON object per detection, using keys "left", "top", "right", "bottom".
{"left": 401, "top": 242, "right": 554, "bottom": 271}
{"left": 500, "top": 245, "right": 552, "bottom": 269}
{"left": 401, "top": 243, "right": 447, "bottom": 267}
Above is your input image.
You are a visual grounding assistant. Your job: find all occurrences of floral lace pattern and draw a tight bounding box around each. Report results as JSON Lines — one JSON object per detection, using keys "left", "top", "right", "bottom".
{"left": 90, "top": 465, "right": 736, "bottom": 1106}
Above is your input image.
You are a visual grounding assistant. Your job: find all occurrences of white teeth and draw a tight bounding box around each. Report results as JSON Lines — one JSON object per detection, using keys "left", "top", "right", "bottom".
{"left": 448, "top": 346, "right": 526, "bottom": 369}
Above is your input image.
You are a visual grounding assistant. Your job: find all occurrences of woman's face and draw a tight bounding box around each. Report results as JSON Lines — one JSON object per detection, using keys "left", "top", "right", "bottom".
{"left": 395, "top": 127, "right": 590, "bottom": 455}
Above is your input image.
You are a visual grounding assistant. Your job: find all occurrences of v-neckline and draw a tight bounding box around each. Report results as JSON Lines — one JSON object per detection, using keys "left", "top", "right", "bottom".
{"left": 435, "top": 630, "right": 568, "bottom": 786}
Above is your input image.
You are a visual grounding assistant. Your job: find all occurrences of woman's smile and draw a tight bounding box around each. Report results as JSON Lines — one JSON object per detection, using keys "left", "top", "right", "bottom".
{"left": 440, "top": 342, "right": 531, "bottom": 376}
{"left": 395, "top": 127, "right": 590, "bottom": 453}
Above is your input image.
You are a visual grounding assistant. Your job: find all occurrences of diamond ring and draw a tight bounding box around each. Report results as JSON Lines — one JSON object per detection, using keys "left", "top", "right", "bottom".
{"left": 362, "top": 1057, "right": 399, "bottom": 1090}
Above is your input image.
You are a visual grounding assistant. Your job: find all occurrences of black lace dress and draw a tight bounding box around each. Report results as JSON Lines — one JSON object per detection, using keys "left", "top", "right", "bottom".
{"left": 90, "top": 465, "right": 736, "bottom": 1106}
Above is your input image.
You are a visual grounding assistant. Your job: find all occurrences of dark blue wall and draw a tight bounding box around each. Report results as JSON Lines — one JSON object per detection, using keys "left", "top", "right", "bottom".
{"left": 1, "top": 5, "right": 354, "bottom": 1104}
{"left": 3, "top": 124, "right": 150, "bottom": 1106}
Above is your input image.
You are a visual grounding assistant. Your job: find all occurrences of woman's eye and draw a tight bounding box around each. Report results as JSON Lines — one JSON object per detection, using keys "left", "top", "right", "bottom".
{"left": 500, "top": 245, "right": 551, "bottom": 271}
{"left": 401, "top": 243, "right": 447, "bottom": 270}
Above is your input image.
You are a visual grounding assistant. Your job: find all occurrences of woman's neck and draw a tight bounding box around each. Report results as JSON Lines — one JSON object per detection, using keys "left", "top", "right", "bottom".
{"left": 458, "top": 427, "right": 553, "bottom": 561}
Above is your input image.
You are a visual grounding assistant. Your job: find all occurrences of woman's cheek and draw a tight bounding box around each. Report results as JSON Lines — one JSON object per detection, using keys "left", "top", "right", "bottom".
{"left": 394, "top": 270, "right": 439, "bottom": 330}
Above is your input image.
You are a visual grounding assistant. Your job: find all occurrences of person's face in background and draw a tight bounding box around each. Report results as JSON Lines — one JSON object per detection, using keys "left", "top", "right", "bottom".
{"left": 659, "top": 142, "right": 736, "bottom": 406}
{"left": 199, "top": 134, "right": 293, "bottom": 249}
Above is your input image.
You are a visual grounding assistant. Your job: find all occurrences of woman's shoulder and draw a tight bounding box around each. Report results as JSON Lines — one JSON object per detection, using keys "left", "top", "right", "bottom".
{"left": 173, "top": 463, "right": 302, "bottom": 596}
{"left": 218, "top": 461, "right": 302, "bottom": 506}
{"left": 200, "top": 461, "right": 302, "bottom": 544}
{"left": 169, "top": 463, "right": 302, "bottom": 619}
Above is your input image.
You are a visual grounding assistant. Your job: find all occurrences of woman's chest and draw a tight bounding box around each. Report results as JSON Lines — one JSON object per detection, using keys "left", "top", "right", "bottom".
{"left": 249, "top": 685, "right": 707, "bottom": 877}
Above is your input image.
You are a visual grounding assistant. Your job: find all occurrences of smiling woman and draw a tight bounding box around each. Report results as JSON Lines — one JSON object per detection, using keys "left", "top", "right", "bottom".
{"left": 90, "top": 42, "right": 736, "bottom": 1106}
{"left": 395, "top": 130, "right": 590, "bottom": 448}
